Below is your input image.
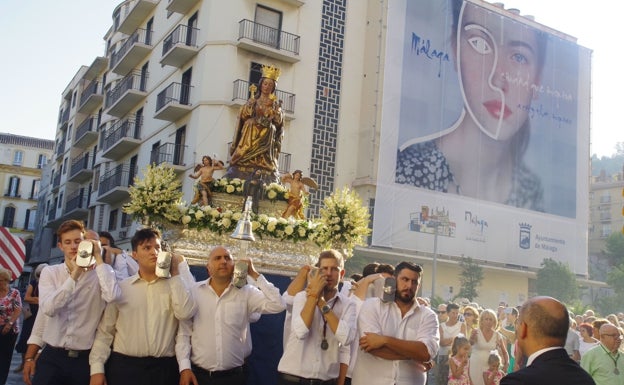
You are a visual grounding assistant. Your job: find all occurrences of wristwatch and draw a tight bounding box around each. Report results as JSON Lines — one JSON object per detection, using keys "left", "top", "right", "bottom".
{"left": 321, "top": 304, "right": 331, "bottom": 314}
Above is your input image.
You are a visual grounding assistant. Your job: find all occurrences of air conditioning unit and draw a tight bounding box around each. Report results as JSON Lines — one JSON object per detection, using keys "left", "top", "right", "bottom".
{"left": 118, "top": 230, "right": 127, "bottom": 239}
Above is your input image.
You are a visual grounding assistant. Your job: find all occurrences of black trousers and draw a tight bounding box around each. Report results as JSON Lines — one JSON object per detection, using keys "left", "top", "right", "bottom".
{"left": 191, "top": 364, "right": 247, "bottom": 385}
{"left": 32, "top": 346, "right": 90, "bottom": 385}
{"left": 0, "top": 330, "right": 17, "bottom": 385}
{"left": 106, "top": 352, "right": 179, "bottom": 385}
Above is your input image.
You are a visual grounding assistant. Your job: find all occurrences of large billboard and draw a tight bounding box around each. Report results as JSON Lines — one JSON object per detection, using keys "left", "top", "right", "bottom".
{"left": 373, "top": 0, "right": 591, "bottom": 274}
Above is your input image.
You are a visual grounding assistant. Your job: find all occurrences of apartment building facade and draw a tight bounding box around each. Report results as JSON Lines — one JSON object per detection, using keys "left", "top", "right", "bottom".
{"left": 588, "top": 168, "right": 624, "bottom": 281}
{"left": 0, "top": 133, "right": 53, "bottom": 253}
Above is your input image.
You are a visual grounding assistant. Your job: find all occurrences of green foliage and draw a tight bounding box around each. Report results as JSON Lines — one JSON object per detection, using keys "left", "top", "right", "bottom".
{"left": 429, "top": 295, "right": 447, "bottom": 309}
{"left": 604, "top": 232, "right": 624, "bottom": 266}
{"left": 536, "top": 258, "right": 579, "bottom": 303}
{"left": 591, "top": 147, "right": 624, "bottom": 176}
{"left": 607, "top": 264, "right": 624, "bottom": 294}
{"left": 456, "top": 257, "right": 483, "bottom": 301}
{"left": 594, "top": 294, "right": 624, "bottom": 318}
{"left": 566, "top": 300, "right": 590, "bottom": 317}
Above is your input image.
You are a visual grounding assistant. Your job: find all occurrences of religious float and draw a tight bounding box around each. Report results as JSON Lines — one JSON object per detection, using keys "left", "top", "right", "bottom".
{"left": 122, "top": 164, "right": 371, "bottom": 275}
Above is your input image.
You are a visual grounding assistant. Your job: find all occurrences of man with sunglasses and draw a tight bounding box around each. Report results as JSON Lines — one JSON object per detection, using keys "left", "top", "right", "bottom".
{"left": 581, "top": 323, "right": 622, "bottom": 385}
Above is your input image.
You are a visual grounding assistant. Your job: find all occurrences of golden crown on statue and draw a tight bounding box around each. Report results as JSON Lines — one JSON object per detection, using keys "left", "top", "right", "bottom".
{"left": 261, "top": 64, "right": 281, "bottom": 82}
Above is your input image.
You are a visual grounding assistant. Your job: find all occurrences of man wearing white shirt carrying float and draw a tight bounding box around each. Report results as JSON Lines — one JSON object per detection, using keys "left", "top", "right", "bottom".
{"left": 177, "top": 245, "right": 286, "bottom": 385}
{"left": 89, "top": 227, "right": 197, "bottom": 385}
{"left": 278, "top": 249, "right": 357, "bottom": 385}
{"left": 32, "top": 220, "right": 120, "bottom": 385}
{"left": 351, "top": 261, "right": 439, "bottom": 385}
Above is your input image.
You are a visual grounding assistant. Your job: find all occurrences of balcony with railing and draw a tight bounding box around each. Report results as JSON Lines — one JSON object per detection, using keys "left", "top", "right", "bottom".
{"left": 600, "top": 211, "right": 612, "bottom": 222}
{"left": 277, "top": 0, "right": 305, "bottom": 5}
{"left": 58, "top": 107, "right": 70, "bottom": 129}
{"left": 166, "top": 0, "right": 199, "bottom": 14}
{"left": 51, "top": 173, "right": 62, "bottom": 193}
{"left": 105, "top": 71, "right": 148, "bottom": 117}
{"left": 237, "top": 19, "right": 300, "bottom": 63}
{"left": 150, "top": 142, "right": 186, "bottom": 173}
{"left": 3, "top": 190, "right": 20, "bottom": 199}
{"left": 101, "top": 115, "right": 142, "bottom": 160}
{"left": 47, "top": 207, "right": 57, "bottom": 223}
{"left": 68, "top": 152, "right": 94, "bottom": 183}
{"left": 64, "top": 189, "right": 89, "bottom": 220}
{"left": 231, "top": 79, "right": 296, "bottom": 116}
{"left": 97, "top": 163, "right": 136, "bottom": 204}
{"left": 110, "top": 28, "right": 153, "bottom": 75}
{"left": 160, "top": 24, "right": 199, "bottom": 67}
{"left": 115, "top": 0, "right": 158, "bottom": 35}
{"left": 55, "top": 139, "right": 66, "bottom": 160}
{"left": 154, "top": 82, "right": 193, "bottom": 121}
{"left": 78, "top": 80, "right": 104, "bottom": 114}
{"left": 74, "top": 116, "right": 99, "bottom": 148}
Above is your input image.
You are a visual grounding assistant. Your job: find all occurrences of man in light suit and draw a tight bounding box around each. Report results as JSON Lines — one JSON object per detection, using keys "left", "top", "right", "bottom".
{"left": 501, "top": 296, "right": 595, "bottom": 385}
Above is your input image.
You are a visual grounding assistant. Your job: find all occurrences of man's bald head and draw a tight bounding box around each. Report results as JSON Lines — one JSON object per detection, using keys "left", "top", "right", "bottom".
{"left": 520, "top": 296, "right": 569, "bottom": 347}
{"left": 85, "top": 230, "right": 100, "bottom": 241}
{"left": 599, "top": 323, "right": 622, "bottom": 353}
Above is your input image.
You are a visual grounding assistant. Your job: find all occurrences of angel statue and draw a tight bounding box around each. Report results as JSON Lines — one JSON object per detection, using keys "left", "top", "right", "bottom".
{"left": 281, "top": 170, "right": 318, "bottom": 219}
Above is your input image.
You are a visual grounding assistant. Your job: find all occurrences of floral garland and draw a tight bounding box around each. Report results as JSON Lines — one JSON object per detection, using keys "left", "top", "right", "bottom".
{"left": 123, "top": 166, "right": 371, "bottom": 258}
{"left": 209, "top": 178, "right": 289, "bottom": 202}
{"left": 122, "top": 163, "right": 184, "bottom": 224}
{"left": 179, "top": 205, "right": 321, "bottom": 244}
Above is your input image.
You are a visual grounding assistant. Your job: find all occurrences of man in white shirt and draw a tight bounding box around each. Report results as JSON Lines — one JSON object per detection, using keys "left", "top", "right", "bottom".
{"left": 98, "top": 231, "right": 139, "bottom": 279}
{"left": 351, "top": 261, "right": 439, "bottom": 385}
{"left": 32, "top": 220, "right": 120, "bottom": 385}
{"left": 89, "top": 227, "right": 197, "bottom": 385}
{"left": 176, "top": 245, "right": 286, "bottom": 385}
{"left": 278, "top": 249, "right": 357, "bottom": 385}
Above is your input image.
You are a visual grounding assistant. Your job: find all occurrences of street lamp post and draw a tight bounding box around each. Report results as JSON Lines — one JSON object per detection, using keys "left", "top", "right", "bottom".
{"left": 430, "top": 221, "right": 440, "bottom": 300}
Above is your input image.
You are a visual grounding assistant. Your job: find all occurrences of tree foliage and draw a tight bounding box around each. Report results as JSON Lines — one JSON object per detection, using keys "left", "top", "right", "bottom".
{"left": 604, "top": 232, "right": 624, "bottom": 266}
{"left": 456, "top": 257, "right": 483, "bottom": 301}
{"left": 536, "top": 258, "right": 579, "bottom": 303}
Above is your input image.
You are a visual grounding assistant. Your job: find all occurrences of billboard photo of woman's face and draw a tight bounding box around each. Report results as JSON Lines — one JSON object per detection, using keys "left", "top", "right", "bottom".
{"left": 456, "top": 1, "right": 545, "bottom": 142}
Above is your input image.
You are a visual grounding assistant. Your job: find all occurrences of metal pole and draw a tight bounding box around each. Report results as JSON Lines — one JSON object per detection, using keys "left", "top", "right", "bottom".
{"left": 432, "top": 225, "right": 438, "bottom": 300}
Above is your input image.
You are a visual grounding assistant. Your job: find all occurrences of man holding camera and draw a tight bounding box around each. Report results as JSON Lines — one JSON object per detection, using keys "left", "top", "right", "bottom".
{"left": 31, "top": 220, "right": 119, "bottom": 385}
{"left": 278, "top": 249, "right": 357, "bottom": 385}
{"left": 176, "top": 245, "right": 286, "bottom": 385}
{"left": 89, "top": 227, "right": 197, "bottom": 385}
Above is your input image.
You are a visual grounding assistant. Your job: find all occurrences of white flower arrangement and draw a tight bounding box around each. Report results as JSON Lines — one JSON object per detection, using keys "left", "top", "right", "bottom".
{"left": 316, "top": 187, "right": 371, "bottom": 257}
{"left": 265, "top": 182, "right": 288, "bottom": 202}
{"left": 122, "top": 164, "right": 184, "bottom": 225}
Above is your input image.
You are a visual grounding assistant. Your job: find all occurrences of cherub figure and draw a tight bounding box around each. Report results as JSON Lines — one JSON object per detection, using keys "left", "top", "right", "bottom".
{"left": 281, "top": 170, "right": 317, "bottom": 219}
{"left": 189, "top": 155, "right": 224, "bottom": 206}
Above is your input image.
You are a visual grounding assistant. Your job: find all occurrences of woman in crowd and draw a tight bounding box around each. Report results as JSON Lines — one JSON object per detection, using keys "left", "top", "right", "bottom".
{"left": 469, "top": 309, "right": 508, "bottom": 385}
{"left": 462, "top": 305, "right": 479, "bottom": 334}
{"left": 0, "top": 267, "right": 22, "bottom": 384}
{"left": 577, "top": 322, "right": 599, "bottom": 358}
{"left": 14, "top": 263, "right": 47, "bottom": 372}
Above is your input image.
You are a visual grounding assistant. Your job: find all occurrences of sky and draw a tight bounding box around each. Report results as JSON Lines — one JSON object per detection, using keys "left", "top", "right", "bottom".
{"left": 0, "top": 1, "right": 622, "bottom": 157}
